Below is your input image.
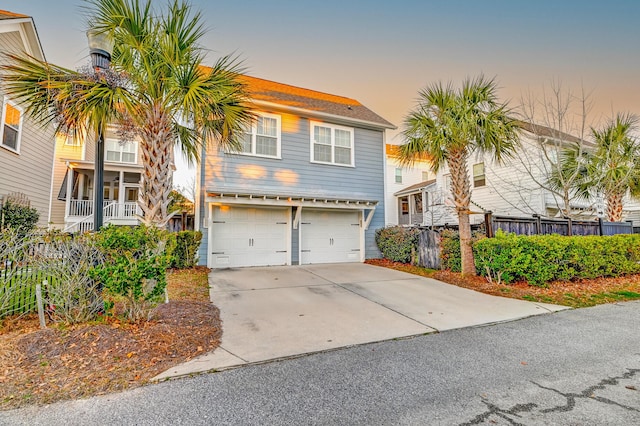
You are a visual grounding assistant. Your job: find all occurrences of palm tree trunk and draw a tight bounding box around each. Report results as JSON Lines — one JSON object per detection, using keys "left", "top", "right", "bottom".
{"left": 138, "top": 104, "right": 175, "bottom": 227}
{"left": 447, "top": 148, "right": 476, "bottom": 276}
{"left": 606, "top": 191, "right": 624, "bottom": 222}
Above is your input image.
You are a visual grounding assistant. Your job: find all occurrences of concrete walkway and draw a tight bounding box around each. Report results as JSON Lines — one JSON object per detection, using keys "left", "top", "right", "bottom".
{"left": 153, "top": 263, "right": 567, "bottom": 381}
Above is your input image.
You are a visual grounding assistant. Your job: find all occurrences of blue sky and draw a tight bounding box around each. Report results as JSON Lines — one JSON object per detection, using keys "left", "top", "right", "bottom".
{"left": 4, "top": 0, "right": 640, "bottom": 185}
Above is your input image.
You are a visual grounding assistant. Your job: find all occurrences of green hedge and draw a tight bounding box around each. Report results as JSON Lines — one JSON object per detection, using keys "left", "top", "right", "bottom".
{"left": 474, "top": 232, "right": 640, "bottom": 286}
{"left": 375, "top": 226, "right": 420, "bottom": 263}
{"left": 439, "top": 229, "right": 485, "bottom": 272}
{"left": 170, "top": 231, "right": 202, "bottom": 269}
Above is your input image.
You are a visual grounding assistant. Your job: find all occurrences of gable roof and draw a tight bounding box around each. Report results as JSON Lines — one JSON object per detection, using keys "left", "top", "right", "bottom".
{"left": 238, "top": 75, "right": 395, "bottom": 130}
{"left": 394, "top": 179, "right": 436, "bottom": 197}
{"left": 0, "top": 10, "right": 29, "bottom": 20}
{"left": 0, "top": 10, "right": 45, "bottom": 61}
{"left": 516, "top": 120, "right": 584, "bottom": 144}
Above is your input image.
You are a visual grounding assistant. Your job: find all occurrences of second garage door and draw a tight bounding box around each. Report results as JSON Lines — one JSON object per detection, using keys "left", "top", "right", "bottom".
{"left": 300, "top": 209, "right": 362, "bottom": 264}
{"left": 209, "top": 205, "right": 289, "bottom": 268}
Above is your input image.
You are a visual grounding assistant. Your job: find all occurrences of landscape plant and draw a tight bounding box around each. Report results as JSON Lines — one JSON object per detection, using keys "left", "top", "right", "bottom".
{"left": 31, "top": 232, "right": 105, "bottom": 324}
{"left": 375, "top": 226, "right": 420, "bottom": 264}
{"left": 92, "top": 225, "right": 176, "bottom": 321}
{"left": 170, "top": 230, "right": 202, "bottom": 269}
{"left": 398, "top": 75, "right": 519, "bottom": 275}
{"left": 0, "top": 201, "right": 39, "bottom": 236}
{"left": 474, "top": 232, "right": 640, "bottom": 286}
{"left": 0, "top": 0, "right": 253, "bottom": 228}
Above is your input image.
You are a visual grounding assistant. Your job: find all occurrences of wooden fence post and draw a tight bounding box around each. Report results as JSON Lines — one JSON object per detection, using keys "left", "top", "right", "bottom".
{"left": 533, "top": 214, "right": 541, "bottom": 235}
{"left": 598, "top": 217, "right": 604, "bottom": 236}
{"left": 484, "top": 212, "right": 494, "bottom": 238}
{"left": 36, "top": 282, "right": 46, "bottom": 329}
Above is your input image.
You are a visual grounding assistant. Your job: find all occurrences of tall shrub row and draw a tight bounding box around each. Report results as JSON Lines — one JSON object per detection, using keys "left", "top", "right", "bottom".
{"left": 474, "top": 232, "right": 640, "bottom": 286}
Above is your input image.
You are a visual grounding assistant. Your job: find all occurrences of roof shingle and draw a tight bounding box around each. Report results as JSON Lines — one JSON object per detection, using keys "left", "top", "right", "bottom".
{"left": 237, "top": 75, "right": 395, "bottom": 129}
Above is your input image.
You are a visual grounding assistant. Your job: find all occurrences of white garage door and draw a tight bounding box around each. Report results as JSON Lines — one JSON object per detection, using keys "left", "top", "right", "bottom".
{"left": 300, "top": 209, "right": 362, "bottom": 264}
{"left": 209, "top": 205, "right": 289, "bottom": 268}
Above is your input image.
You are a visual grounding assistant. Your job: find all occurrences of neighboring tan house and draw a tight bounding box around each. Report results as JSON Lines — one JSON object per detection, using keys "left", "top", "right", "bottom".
{"left": 197, "top": 75, "right": 395, "bottom": 268}
{"left": 384, "top": 144, "right": 434, "bottom": 226}
{"left": 391, "top": 123, "right": 640, "bottom": 228}
{"left": 0, "top": 10, "right": 55, "bottom": 227}
{"left": 50, "top": 128, "right": 143, "bottom": 232}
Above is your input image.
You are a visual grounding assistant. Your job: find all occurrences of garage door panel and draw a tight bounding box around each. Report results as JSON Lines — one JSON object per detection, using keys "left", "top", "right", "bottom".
{"left": 300, "top": 209, "right": 361, "bottom": 264}
{"left": 210, "top": 205, "right": 289, "bottom": 268}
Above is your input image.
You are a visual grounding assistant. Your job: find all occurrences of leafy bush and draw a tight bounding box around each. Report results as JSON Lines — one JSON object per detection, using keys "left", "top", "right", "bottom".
{"left": 439, "top": 229, "right": 485, "bottom": 272}
{"left": 1, "top": 201, "right": 39, "bottom": 236}
{"left": 474, "top": 232, "right": 640, "bottom": 286}
{"left": 170, "top": 231, "right": 202, "bottom": 269}
{"left": 92, "top": 225, "right": 176, "bottom": 321}
{"left": 375, "top": 226, "right": 420, "bottom": 263}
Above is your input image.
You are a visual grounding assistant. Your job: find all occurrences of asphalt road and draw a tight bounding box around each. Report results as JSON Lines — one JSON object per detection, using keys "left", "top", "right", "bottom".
{"left": 2, "top": 301, "right": 640, "bottom": 425}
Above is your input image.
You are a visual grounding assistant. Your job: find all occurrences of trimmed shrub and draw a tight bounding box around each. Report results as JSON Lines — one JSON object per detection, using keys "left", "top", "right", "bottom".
{"left": 474, "top": 232, "right": 640, "bottom": 286}
{"left": 92, "top": 225, "right": 176, "bottom": 321}
{"left": 1, "top": 201, "right": 39, "bottom": 236}
{"left": 170, "top": 231, "right": 202, "bottom": 269}
{"left": 375, "top": 226, "right": 420, "bottom": 263}
{"left": 439, "top": 229, "right": 486, "bottom": 272}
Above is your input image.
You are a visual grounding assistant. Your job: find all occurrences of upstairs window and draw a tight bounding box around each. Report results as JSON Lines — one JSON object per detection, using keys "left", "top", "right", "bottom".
{"left": 1, "top": 98, "right": 23, "bottom": 153}
{"left": 473, "top": 162, "right": 486, "bottom": 187}
{"left": 395, "top": 168, "right": 403, "bottom": 183}
{"left": 310, "top": 121, "right": 354, "bottom": 166}
{"left": 106, "top": 139, "right": 137, "bottom": 163}
{"left": 240, "top": 113, "right": 281, "bottom": 158}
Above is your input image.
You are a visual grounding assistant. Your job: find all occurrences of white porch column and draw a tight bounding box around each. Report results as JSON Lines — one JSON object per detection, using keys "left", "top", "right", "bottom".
{"left": 78, "top": 174, "right": 85, "bottom": 201}
{"left": 64, "top": 166, "right": 74, "bottom": 219}
{"left": 118, "top": 170, "right": 125, "bottom": 218}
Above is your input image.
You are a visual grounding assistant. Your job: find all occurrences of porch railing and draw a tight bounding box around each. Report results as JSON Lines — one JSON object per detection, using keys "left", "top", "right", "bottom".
{"left": 64, "top": 201, "right": 141, "bottom": 233}
{"left": 68, "top": 200, "right": 140, "bottom": 219}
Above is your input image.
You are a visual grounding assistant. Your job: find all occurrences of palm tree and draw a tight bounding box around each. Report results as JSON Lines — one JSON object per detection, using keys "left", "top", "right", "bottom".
{"left": 399, "top": 76, "right": 519, "bottom": 275}
{"left": 559, "top": 113, "right": 640, "bottom": 222}
{"left": 0, "top": 0, "right": 253, "bottom": 227}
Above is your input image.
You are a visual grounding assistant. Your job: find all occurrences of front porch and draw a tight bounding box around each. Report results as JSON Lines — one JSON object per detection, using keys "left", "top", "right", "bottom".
{"left": 59, "top": 161, "right": 143, "bottom": 232}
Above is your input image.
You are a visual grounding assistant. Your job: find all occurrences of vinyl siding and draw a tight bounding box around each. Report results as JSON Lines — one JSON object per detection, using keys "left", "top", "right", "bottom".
{"left": 0, "top": 31, "right": 55, "bottom": 227}
{"left": 198, "top": 110, "right": 386, "bottom": 264}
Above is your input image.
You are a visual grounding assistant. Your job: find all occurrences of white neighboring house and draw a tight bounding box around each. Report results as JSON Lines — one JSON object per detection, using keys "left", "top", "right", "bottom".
{"left": 385, "top": 144, "right": 434, "bottom": 226}
{"left": 0, "top": 10, "right": 56, "bottom": 226}
{"left": 391, "top": 123, "right": 640, "bottom": 228}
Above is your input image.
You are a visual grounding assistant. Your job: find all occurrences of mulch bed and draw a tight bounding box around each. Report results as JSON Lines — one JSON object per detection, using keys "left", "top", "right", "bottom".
{"left": 366, "top": 258, "right": 640, "bottom": 307}
{"left": 0, "top": 268, "right": 220, "bottom": 410}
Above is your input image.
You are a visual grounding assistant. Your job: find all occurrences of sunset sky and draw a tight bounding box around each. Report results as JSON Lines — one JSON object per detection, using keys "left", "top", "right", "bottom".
{"left": 4, "top": 0, "right": 639, "bottom": 185}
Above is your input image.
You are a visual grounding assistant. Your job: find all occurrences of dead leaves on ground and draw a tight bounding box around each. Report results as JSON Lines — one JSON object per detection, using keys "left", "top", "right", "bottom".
{"left": 0, "top": 268, "right": 220, "bottom": 410}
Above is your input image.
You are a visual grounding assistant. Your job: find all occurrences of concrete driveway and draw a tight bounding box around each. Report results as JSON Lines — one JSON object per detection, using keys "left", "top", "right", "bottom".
{"left": 154, "top": 263, "right": 567, "bottom": 380}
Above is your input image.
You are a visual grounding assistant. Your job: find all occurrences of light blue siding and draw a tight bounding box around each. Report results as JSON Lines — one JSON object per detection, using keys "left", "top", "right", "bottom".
{"left": 198, "top": 111, "right": 385, "bottom": 265}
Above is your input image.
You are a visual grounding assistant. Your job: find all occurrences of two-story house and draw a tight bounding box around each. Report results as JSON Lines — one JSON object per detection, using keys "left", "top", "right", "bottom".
{"left": 0, "top": 10, "right": 56, "bottom": 226}
{"left": 392, "top": 122, "right": 640, "bottom": 227}
{"left": 197, "top": 75, "right": 395, "bottom": 268}
{"left": 50, "top": 128, "right": 143, "bottom": 232}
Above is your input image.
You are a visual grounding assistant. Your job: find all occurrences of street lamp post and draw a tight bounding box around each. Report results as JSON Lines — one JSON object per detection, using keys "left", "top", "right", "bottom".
{"left": 87, "top": 30, "right": 113, "bottom": 232}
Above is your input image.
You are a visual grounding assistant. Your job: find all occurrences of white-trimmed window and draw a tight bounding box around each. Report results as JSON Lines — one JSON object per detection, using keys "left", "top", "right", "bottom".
{"left": 105, "top": 138, "right": 137, "bottom": 163}
{"left": 1, "top": 98, "right": 23, "bottom": 153}
{"left": 63, "top": 130, "right": 81, "bottom": 146}
{"left": 310, "top": 121, "right": 354, "bottom": 166}
{"left": 473, "top": 162, "right": 486, "bottom": 187}
{"left": 240, "top": 112, "right": 281, "bottom": 158}
{"left": 443, "top": 174, "right": 452, "bottom": 192}
{"left": 395, "top": 168, "right": 403, "bottom": 183}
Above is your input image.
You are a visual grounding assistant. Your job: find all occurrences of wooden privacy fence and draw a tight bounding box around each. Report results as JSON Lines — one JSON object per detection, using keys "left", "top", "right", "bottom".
{"left": 417, "top": 229, "right": 441, "bottom": 269}
{"left": 484, "top": 212, "right": 633, "bottom": 237}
